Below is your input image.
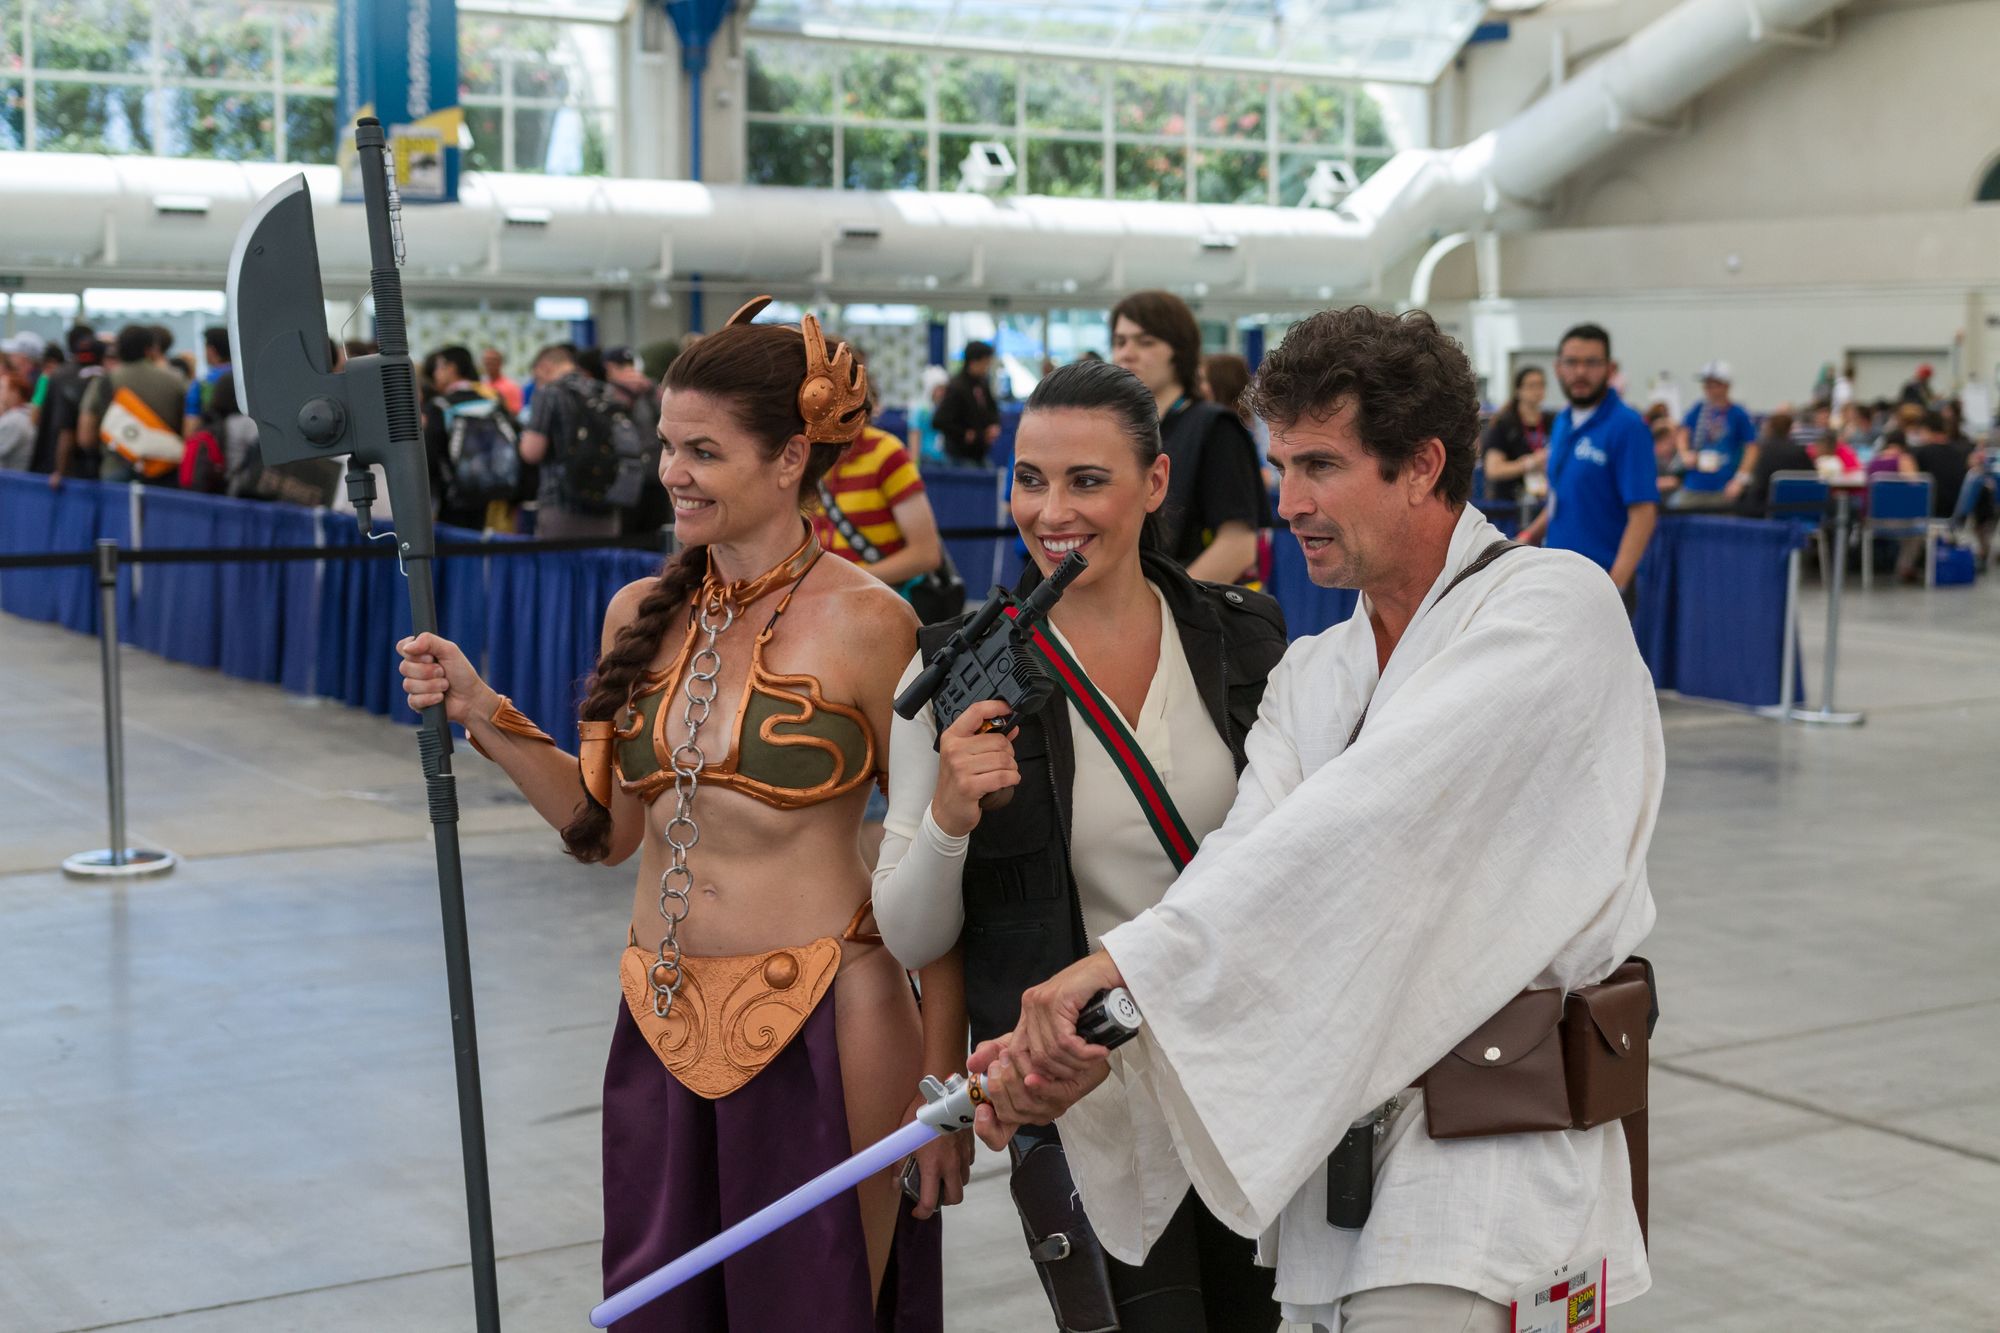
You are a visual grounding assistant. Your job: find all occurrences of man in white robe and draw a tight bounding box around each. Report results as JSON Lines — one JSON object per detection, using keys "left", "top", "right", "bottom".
{"left": 970, "top": 306, "right": 1662, "bottom": 1332}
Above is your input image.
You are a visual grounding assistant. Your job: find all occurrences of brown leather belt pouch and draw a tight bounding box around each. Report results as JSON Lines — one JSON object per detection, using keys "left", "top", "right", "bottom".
{"left": 1563, "top": 958, "right": 1652, "bottom": 1129}
{"left": 1424, "top": 956, "right": 1657, "bottom": 1139}
{"left": 1423, "top": 986, "right": 1571, "bottom": 1138}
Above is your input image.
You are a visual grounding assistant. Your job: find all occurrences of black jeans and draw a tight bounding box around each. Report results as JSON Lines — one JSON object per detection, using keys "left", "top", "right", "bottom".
{"left": 1106, "top": 1187, "right": 1279, "bottom": 1333}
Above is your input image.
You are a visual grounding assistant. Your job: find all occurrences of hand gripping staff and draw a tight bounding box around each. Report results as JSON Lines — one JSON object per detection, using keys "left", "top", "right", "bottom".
{"left": 590, "top": 987, "right": 1145, "bottom": 1327}
{"left": 227, "top": 119, "right": 503, "bottom": 1332}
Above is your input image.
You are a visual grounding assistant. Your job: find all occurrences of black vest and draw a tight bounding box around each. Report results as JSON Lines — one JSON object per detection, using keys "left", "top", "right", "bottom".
{"left": 916, "top": 549, "right": 1288, "bottom": 1043}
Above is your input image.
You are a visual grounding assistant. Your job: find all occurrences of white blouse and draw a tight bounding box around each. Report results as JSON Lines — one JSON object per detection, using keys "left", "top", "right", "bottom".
{"left": 871, "top": 583, "right": 1239, "bottom": 971}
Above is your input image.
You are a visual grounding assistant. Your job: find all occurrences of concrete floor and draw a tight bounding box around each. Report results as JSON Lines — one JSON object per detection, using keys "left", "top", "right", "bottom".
{"left": 3, "top": 574, "right": 1997, "bottom": 1333}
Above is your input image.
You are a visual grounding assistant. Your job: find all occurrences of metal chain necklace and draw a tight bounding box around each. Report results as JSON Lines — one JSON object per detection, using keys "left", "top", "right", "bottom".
{"left": 649, "top": 584, "right": 734, "bottom": 1019}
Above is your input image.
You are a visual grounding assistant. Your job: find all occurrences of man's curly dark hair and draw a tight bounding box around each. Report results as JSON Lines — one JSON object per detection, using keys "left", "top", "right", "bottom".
{"left": 1249, "top": 306, "right": 1480, "bottom": 507}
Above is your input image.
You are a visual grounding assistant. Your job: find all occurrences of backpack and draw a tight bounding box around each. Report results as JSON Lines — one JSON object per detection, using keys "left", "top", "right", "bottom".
{"left": 555, "top": 376, "right": 647, "bottom": 513}
{"left": 179, "top": 429, "right": 228, "bottom": 493}
{"left": 441, "top": 395, "right": 523, "bottom": 506}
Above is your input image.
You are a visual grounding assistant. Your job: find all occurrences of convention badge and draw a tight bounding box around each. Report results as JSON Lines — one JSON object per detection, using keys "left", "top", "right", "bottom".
{"left": 1697, "top": 448, "right": 1725, "bottom": 473}
{"left": 1510, "top": 1255, "right": 1607, "bottom": 1333}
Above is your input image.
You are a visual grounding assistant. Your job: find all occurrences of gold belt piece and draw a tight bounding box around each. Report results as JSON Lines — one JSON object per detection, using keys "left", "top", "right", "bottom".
{"left": 617, "top": 903, "right": 879, "bottom": 1100}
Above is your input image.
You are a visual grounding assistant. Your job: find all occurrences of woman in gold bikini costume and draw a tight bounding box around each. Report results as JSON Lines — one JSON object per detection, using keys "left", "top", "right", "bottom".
{"left": 396, "top": 301, "right": 961, "bottom": 1330}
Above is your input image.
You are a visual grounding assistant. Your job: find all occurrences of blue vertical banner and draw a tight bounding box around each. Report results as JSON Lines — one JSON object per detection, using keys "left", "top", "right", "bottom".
{"left": 337, "top": 0, "right": 462, "bottom": 204}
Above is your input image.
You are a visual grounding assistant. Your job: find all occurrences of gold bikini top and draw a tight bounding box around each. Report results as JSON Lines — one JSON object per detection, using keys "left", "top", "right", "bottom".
{"left": 577, "top": 532, "right": 880, "bottom": 812}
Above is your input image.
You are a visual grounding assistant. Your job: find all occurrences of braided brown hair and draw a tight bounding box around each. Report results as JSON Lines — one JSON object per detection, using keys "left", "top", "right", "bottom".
{"left": 559, "top": 320, "right": 857, "bottom": 861}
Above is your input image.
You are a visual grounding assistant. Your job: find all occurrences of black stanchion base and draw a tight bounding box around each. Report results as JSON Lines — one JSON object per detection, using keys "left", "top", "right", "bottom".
{"left": 62, "top": 848, "right": 177, "bottom": 879}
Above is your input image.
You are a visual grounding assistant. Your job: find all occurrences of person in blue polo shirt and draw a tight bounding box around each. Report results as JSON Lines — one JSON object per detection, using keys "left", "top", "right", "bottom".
{"left": 1673, "top": 359, "right": 1757, "bottom": 508}
{"left": 1521, "top": 322, "right": 1659, "bottom": 614}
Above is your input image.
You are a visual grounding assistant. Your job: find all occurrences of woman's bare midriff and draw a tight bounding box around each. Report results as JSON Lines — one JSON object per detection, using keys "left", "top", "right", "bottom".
{"left": 628, "top": 783, "right": 876, "bottom": 955}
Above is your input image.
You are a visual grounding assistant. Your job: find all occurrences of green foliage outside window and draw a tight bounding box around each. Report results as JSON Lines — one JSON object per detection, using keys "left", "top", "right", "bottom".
{"left": 285, "top": 94, "right": 336, "bottom": 164}
{"left": 841, "top": 47, "right": 925, "bottom": 122}
{"left": 746, "top": 121, "right": 834, "bottom": 187}
{"left": 280, "top": 7, "right": 336, "bottom": 88}
{"left": 1113, "top": 142, "right": 1184, "bottom": 202}
{"left": 1196, "top": 75, "right": 1265, "bottom": 142}
{"left": 177, "top": 89, "right": 273, "bottom": 160}
{"left": 1023, "top": 61, "right": 1102, "bottom": 132}
{"left": 936, "top": 56, "right": 1015, "bottom": 128}
{"left": 1, "top": 84, "right": 24, "bottom": 151}
{"left": 459, "top": 16, "right": 509, "bottom": 97}
{"left": 161, "top": 0, "right": 273, "bottom": 81}
{"left": 1195, "top": 147, "right": 1266, "bottom": 205}
{"left": 1024, "top": 138, "right": 1101, "bottom": 197}
{"left": 844, "top": 126, "right": 925, "bottom": 189}
{"left": 1352, "top": 92, "right": 1390, "bottom": 148}
{"left": 741, "top": 38, "right": 1400, "bottom": 203}
{"left": 27, "top": 0, "right": 151, "bottom": 76}
{"left": 510, "top": 23, "right": 579, "bottom": 100}
{"left": 1278, "top": 81, "right": 1346, "bottom": 146}
{"left": 515, "top": 105, "right": 557, "bottom": 173}
{"left": 1113, "top": 68, "right": 1186, "bottom": 137}
{"left": 35, "top": 81, "right": 151, "bottom": 153}
{"left": 463, "top": 103, "right": 504, "bottom": 174}
{"left": 746, "top": 41, "right": 836, "bottom": 117}
{"left": 1276, "top": 151, "right": 1321, "bottom": 206}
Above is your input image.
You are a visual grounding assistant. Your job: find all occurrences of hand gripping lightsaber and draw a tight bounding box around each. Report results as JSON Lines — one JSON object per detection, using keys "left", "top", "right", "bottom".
{"left": 589, "top": 986, "right": 1145, "bottom": 1328}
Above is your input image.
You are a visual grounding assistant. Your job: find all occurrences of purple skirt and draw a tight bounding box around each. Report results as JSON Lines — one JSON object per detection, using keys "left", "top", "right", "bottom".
{"left": 601, "top": 983, "right": 943, "bottom": 1332}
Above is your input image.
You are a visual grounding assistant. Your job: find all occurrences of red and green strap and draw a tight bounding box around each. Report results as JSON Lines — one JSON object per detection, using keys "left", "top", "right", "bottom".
{"left": 1006, "top": 607, "right": 1199, "bottom": 872}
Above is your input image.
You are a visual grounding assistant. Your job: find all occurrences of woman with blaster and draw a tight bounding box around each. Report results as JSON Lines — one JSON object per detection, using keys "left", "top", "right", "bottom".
{"left": 873, "top": 360, "right": 1287, "bottom": 1331}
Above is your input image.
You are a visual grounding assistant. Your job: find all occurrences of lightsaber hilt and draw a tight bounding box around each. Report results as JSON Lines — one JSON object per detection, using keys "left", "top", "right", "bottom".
{"left": 915, "top": 987, "right": 1144, "bottom": 1133}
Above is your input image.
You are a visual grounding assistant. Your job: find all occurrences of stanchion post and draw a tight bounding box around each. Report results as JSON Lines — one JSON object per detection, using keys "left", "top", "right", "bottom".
{"left": 1789, "top": 488, "right": 1865, "bottom": 726}
{"left": 63, "top": 539, "right": 176, "bottom": 879}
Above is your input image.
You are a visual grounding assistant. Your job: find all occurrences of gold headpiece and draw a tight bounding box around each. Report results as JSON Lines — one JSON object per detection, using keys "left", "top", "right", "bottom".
{"left": 721, "top": 295, "right": 869, "bottom": 446}
{"left": 797, "top": 314, "right": 868, "bottom": 445}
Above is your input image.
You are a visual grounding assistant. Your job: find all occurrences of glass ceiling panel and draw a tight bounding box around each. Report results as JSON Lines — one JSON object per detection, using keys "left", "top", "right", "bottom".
{"left": 746, "top": 0, "right": 1485, "bottom": 84}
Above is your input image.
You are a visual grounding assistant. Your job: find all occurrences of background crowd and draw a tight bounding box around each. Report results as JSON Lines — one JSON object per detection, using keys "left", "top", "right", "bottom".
{"left": 6, "top": 309, "right": 1995, "bottom": 603}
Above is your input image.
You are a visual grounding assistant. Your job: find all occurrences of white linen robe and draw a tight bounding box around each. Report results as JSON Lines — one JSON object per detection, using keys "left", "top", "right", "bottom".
{"left": 1057, "top": 506, "right": 1662, "bottom": 1321}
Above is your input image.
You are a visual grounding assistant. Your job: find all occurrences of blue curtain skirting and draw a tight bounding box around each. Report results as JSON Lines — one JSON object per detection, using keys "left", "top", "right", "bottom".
{"left": 0, "top": 475, "right": 1806, "bottom": 730}
{"left": 1266, "top": 511, "right": 1806, "bottom": 710}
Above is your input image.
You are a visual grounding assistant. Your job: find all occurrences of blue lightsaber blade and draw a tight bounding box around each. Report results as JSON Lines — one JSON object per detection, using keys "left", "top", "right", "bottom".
{"left": 590, "top": 1116, "right": 939, "bottom": 1327}
{"left": 589, "top": 986, "right": 1143, "bottom": 1328}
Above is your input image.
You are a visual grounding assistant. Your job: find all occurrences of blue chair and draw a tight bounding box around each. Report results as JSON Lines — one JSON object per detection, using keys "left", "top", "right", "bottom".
{"left": 1859, "top": 475, "right": 1938, "bottom": 589}
{"left": 1767, "top": 471, "right": 1831, "bottom": 575}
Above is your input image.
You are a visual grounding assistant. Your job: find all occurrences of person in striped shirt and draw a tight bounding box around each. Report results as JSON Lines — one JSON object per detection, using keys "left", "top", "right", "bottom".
{"left": 810, "top": 423, "right": 946, "bottom": 589}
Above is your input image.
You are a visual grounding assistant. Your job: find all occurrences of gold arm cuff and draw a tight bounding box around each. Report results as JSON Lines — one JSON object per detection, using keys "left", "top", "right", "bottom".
{"left": 578, "top": 719, "right": 617, "bottom": 809}
{"left": 466, "top": 694, "right": 558, "bottom": 761}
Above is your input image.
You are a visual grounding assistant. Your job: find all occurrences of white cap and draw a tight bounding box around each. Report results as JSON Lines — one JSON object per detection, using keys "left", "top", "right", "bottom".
{"left": 920, "top": 365, "right": 950, "bottom": 394}
{"left": 1, "top": 332, "right": 47, "bottom": 359}
{"left": 1699, "top": 359, "right": 1732, "bottom": 384}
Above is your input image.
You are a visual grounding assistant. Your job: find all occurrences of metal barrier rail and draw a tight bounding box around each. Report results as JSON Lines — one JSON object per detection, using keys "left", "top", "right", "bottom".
{"left": 12, "top": 526, "right": 1022, "bottom": 879}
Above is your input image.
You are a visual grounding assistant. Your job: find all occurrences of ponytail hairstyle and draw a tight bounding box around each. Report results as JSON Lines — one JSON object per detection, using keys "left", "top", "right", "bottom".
{"left": 1022, "top": 359, "right": 1169, "bottom": 556}
{"left": 559, "top": 316, "right": 861, "bottom": 861}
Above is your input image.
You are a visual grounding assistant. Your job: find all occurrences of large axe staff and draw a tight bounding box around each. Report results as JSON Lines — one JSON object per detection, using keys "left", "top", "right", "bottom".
{"left": 228, "top": 118, "right": 501, "bottom": 1331}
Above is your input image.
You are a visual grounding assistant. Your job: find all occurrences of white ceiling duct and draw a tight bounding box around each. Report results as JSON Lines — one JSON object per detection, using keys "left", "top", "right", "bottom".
{"left": 0, "top": 0, "right": 1848, "bottom": 303}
